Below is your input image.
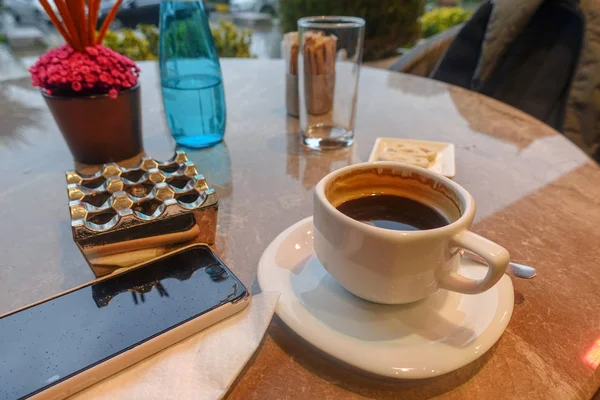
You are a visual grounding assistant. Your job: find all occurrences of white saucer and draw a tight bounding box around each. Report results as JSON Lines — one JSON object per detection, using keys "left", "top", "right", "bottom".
{"left": 258, "top": 217, "right": 514, "bottom": 379}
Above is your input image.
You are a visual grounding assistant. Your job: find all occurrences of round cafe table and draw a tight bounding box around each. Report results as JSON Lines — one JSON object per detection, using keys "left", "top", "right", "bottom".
{"left": 1, "top": 59, "right": 599, "bottom": 399}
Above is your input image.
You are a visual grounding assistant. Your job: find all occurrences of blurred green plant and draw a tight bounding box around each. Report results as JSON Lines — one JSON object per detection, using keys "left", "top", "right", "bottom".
{"left": 0, "top": 34, "right": 6, "bottom": 44}
{"left": 103, "top": 29, "right": 157, "bottom": 61}
{"left": 136, "top": 21, "right": 251, "bottom": 59}
{"left": 211, "top": 21, "right": 252, "bottom": 58}
{"left": 278, "top": 0, "right": 423, "bottom": 61}
{"left": 420, "top": 7, "right": 472, "bottom": 38}
{"left": 139, "top": 24, "right": 159, "bottom": 56}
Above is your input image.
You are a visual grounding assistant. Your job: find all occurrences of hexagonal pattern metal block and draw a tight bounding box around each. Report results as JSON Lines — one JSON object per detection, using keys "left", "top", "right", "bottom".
{"left": 111, "top": 192, "right": 134, "bottom": 211}
{"left": 67, "top": 185, "right": 86, "bottom": 201}
{"left": 102, "top": 164, "right": 122, "bottom": 179}
{"left": 105, "top": 177, "right": 124, "bottom": 193}
{"left": 69, "top": 202, "right": 88, "bottom": 220}
{"left": 154, "top": 183, "right": 175, "bottom": 202}
{"left": 65, "top": 151, "right": 218, "bottom": 277}
{"left": 147, "top": 169, "right": 166, "bottom": 184}
{"left": 140, "top": 158, "right": 159, "bottom": 171}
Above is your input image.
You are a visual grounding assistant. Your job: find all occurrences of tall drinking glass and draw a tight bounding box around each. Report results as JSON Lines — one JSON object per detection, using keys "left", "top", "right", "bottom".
{"left": 298, "top": 16, "right": 365, "bottom": 150}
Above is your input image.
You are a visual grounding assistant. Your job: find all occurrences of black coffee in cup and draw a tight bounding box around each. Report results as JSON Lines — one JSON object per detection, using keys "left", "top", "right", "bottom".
{"left": 336, "top": 194, "right": 449, "bottom": 231}
{"left": 316, "top": 163, "right": 509, "bottom": 304}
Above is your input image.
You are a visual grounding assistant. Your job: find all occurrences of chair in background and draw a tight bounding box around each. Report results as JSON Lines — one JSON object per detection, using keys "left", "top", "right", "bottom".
{"left": 389, "top": 0, "right": 600, "bottom": 162}
{"left": 388, "top": 23, "right": 463, "bottom": 79}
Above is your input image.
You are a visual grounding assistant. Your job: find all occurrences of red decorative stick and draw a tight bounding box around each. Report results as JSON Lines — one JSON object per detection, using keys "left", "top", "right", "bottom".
{"left": 96, "top": 0, "right": 123, "bottom": 44}
{"left": 38, "top": 0, "right": 75, "bottom": 48}
{"left": 65, "top": 0, "right": 82, "bottom": 40}
{"left": 54, "top": 0, "right": 83, "bottom": 50}
{"left": 39, "top": 0, "right": 123, "bottom": 50}
{"left": 77, "top": 0, "right": 87, "bottom": 46}
{"left": 88, "top": 0, "right": 100, "bottom": 45}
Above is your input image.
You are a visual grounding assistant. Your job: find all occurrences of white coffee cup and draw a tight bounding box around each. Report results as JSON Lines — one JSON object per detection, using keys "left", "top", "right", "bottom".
{"left": 313, "top": 162, "right": 509, "bottom": 304}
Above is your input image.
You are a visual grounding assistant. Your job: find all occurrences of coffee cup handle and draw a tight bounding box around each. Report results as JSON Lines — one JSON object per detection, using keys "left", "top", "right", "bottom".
{"left": 440, "top": 230, "right": 510, "bottom": 294}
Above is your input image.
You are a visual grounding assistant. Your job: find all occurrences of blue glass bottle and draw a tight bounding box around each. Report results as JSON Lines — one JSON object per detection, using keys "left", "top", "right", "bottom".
{"left": 159, "top": 0, "right": 226, "bottom": 148}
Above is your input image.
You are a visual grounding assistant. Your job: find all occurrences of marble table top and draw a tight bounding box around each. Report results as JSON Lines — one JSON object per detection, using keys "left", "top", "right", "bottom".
{"left": 0, "top": 59, "right": 599, "bottom": 399}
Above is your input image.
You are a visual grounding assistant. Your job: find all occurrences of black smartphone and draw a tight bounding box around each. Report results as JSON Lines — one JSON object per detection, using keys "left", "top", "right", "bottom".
{"left": 0, "top": 245, "right": 249, "bottom": 400}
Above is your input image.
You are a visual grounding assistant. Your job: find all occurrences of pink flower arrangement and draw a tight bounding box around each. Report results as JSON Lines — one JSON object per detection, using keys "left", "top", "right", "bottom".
{"left": 29, "top": 0, "right": 139, "bottom": 99}
{"left": 30, "top": 45, "right": 140, "bottom": 98}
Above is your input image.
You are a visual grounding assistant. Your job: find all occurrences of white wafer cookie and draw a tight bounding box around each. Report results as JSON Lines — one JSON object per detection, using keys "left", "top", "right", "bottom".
{"left": 378, "top": 152, "right": 430, "bottom": 168}
{"left": 376, "top": 142, "right": 439, "bottom": 168}
{"left": 384, "top": 143, "right": 438, "bottom": 162}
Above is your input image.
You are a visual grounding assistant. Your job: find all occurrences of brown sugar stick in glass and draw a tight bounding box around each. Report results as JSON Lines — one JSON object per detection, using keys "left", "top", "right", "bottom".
{"left": 308, "top": 39, "right": 315, "bottom": 74}
{"left": 328, "top": 39, "right": 336, "bottom": 74}
{"left": 305, "top": 36, "right": 314, "bottom": 75}
{"left": 316, "top": 44, "right": 322, "bottom": 75}
{"left": 316, "top": 41, "right": 326, "bottom": 76}
{"left": 291, "top": 43, "right": 298, "bottom": 75}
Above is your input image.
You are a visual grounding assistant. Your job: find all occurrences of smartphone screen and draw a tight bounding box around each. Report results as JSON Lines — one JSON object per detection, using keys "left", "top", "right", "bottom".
{"left": 0, "top": 246, "right": 247, "bottom": 399}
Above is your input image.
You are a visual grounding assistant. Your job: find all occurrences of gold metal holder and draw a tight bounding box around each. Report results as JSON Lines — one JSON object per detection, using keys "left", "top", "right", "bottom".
{"left": 286, "top": 73, "right": 299, "bottom": 117}
{"left": 66, "top": 151, "right": 218, "bottom": 277}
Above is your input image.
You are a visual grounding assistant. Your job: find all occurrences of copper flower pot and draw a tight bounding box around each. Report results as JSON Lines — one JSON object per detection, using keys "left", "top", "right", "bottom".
{"left": 43, "top": 84, "right": 143, "bottom": 165}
